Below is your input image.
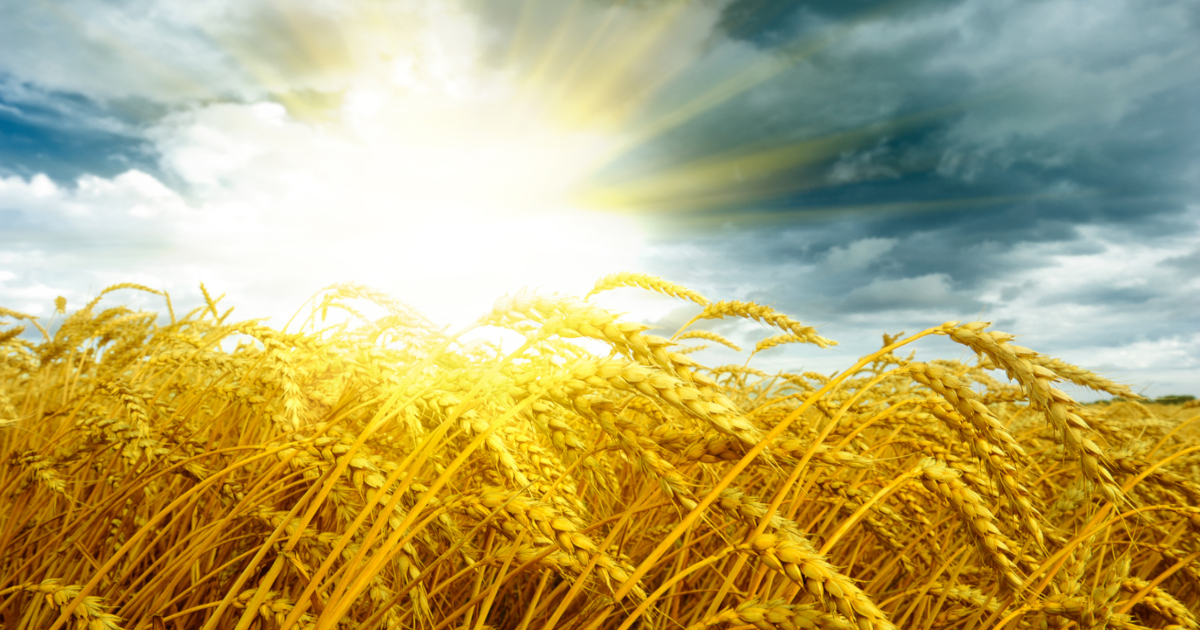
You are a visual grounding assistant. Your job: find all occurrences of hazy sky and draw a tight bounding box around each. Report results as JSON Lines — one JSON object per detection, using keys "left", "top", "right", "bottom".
{"left": 1, "top": 0, "right": 1197, "bottom": 396}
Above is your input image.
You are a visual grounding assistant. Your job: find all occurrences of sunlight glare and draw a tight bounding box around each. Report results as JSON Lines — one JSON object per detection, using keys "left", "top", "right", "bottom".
{"left": 222, "top": 78, "right": 646, "bottom": 329}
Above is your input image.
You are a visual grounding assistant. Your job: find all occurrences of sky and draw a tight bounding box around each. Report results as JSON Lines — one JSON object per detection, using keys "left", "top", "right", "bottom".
{"left": 0, "top": 0, "right": 1197, "bottom": 397}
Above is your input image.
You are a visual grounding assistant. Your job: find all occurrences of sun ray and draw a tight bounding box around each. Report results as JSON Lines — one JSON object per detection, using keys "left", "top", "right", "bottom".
{"left": 542, "top": 2, "right": 639, "bottom": 115}
{"left": 515, "top": 0, "right": 591, "bottom": 101}
{"left": 553, "top": 0, "right": 701, "bottom": 129}
{"left": 604, "top": 0, "right": 923, "bottom": 159}
{"left": 504, "top": 0, "right": 552, "bottom": 72}
{"left": 577, "top": 100, "right": 970, "bottom": 213}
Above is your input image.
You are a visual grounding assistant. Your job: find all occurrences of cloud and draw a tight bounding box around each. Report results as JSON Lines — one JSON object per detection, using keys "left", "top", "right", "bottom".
{"left": 823, "top": 237, "right": 896, "bottom": 272}
{"left": 1039, "top": 285, "right": 1160, "bottom": 307}
{"left": 827, "top": 142, "right": 901, "bottom": 185}
{"left": 0, "top": 170, "right": 186, "bottom": 236}
{"left": 0, "top": 0, "right": 731, "bottom": 120}
{"left": 0, "top": 0, "right": 445, "bottom": 103}
{"left": 840, "top": 273, "right": 979, "bottom": 313}
{"left": 634, "top": 203, "right": 1200, "bottom": 396}
{"left": 607, "top": 0, "right": 1199, "bottom": 222}
{"left": 0, "top": 169, "right": 190, "bottom": 315}
{"left": 1160, "top": 247, "right": 1200, "bottom": 274}
{"left": 0, "top": 76, "right": 157, "bottom": 183}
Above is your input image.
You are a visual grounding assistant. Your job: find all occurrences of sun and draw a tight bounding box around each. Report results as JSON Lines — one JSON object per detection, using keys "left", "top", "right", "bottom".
{"left": 319, "top": 82, "right": 645, "bottom": 326}
{"left": 147, "top": 0, "right": 684, "bottom": 327}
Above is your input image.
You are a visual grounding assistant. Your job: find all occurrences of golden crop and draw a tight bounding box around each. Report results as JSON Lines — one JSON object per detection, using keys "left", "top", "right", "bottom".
{"left": 0, "top": 276, "right": 1196, "bottom": 630}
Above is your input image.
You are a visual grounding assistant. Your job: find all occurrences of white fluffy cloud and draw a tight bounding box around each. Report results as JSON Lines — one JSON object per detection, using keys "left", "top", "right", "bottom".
{"left": 0, "top": 170, "right": 190, "bottom": 314}
{"left": 970, "top": 216, "right": 1200, "bottom": 393}
{"left": 0, "top": 170, "right": 186, "bottom": 233}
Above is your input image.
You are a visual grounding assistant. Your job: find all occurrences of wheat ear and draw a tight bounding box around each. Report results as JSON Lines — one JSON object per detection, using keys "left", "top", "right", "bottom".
{"left": 586, "top": 272, "right": 710, "bottom": 305}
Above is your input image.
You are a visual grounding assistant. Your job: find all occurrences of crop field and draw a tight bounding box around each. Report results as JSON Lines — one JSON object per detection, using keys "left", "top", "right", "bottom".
{"left": 0, "top": 276, "right": 1197, "bottom": 630}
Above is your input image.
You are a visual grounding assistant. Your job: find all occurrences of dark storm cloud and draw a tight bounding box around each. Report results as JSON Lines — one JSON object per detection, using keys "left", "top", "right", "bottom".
{"left": 622, "top": 0, "right": 1198, "bottom": 305}
{"left": 630, "top": 6, "right": 1196, "bottom": 222}
{"left": 0, "top": 76, "right": 161, "bottom": 184}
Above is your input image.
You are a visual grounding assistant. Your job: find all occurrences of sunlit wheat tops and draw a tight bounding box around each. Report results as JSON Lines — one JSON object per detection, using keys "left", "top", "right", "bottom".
{"left": 676, "top": 330, "right": 742, "bottom": 352}
{"left": 585, "top": 272, "right": 710, "bottom": 306}
{"left": 0, "top": 275, "right": 1194, "bottom": 630}
{"left": 677, "top": 300, "right": 836, "bottom": 349}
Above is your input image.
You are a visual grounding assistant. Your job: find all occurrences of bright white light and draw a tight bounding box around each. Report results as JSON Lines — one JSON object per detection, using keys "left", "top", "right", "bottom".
{"left": 151, "top": 69, "right": 645, "bottom": 329}
{"left": 348, "top": 206, "right": 646, "bottom": 327}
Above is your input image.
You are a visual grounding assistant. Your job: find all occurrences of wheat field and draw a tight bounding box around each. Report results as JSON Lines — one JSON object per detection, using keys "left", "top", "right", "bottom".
{"left": 0, "top": 276, "right": 1197, "bottom": 630}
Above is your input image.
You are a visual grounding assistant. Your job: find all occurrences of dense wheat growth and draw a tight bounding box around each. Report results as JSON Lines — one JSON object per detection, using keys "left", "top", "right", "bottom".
{"left": 1, "top": 278, "right": 1197, "bottom": 630}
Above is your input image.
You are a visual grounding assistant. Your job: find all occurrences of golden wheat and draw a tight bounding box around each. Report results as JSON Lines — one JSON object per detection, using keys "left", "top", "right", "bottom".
{"left": 0, "top": 277, "right": 1194, "bottom": 630}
